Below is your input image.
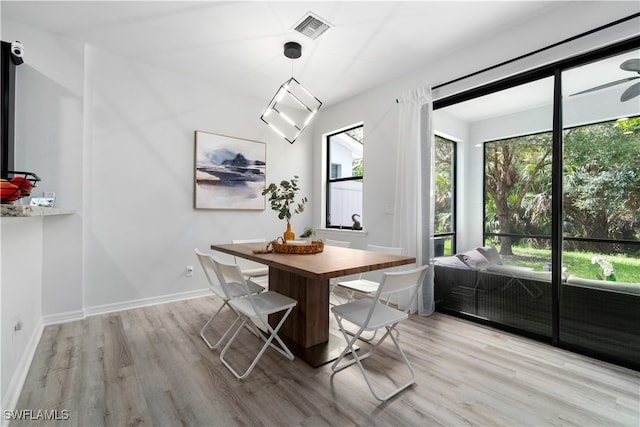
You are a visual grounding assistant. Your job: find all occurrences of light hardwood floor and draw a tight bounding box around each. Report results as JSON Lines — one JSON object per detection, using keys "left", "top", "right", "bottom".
{"left": 10, "top": 295, "right": 640, "bottom": 426}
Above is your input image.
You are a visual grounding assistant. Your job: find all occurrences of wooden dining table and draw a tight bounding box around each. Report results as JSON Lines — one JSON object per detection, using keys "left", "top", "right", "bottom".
{"left": 210, "top": 241, "right": 416, "bottom": 367}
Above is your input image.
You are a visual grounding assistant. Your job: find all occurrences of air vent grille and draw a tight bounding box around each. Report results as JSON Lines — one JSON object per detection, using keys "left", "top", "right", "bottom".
{"left": 294, "top": 13, "right": 331, "bottom": 40}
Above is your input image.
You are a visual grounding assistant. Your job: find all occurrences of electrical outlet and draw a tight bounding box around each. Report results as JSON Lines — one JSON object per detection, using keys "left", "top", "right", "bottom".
{"left": 12, "top": 317, "right": 23, "bottom": 342}
{"left": 186, "top": 266, "right": 194, "bottom": 277}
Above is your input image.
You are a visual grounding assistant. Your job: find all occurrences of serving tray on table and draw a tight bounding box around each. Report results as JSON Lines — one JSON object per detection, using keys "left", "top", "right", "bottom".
{"left": 254, "top": 237, "right": 324, "bottom": 254}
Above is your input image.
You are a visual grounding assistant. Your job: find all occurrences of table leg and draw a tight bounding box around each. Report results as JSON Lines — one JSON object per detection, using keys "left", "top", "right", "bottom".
{"left": 268, "top": 268, "right": 328, "bottom": 346}
{"left": 268, "top": 268, "right": 347, "bottom": 367}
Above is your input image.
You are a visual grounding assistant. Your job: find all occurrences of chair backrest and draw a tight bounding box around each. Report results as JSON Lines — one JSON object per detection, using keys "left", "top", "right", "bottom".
{"left": 194, "top": 248, "right": 227, "bottom": 299}
{"left": 325, "top": 239, "right": 352, "bottom": 248}
{"left": 374, "top": 265, "right": 430, "bottom": 313}
{"left": 232, "top": 238, "right": 266, "bottom": 244}
{"left": 232, "top": 238, "right": 268, "bottom": 272}
{"left": 367, "top": 244, "right": 403, "bottom": 255}
{"left": 211, "top": 257, "right": 262, "bottom": 316}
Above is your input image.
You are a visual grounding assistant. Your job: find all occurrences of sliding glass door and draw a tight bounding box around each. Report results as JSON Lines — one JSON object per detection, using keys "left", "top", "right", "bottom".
{"left": 560, "top": 48, "right": 640, "bottom": 365}
{"left": 433, "top": 77, "right": 555, "bottom": 337}
{"left": 433, "top": 39, "right": 640, "bottom": 369}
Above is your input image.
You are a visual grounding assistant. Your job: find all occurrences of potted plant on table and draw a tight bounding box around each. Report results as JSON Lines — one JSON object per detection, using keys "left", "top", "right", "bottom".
{"left": 300, "top": 226, "right": 316, "bottom": 241}
{"left": 262, "top": 175, "right": 308, "bottom": 241}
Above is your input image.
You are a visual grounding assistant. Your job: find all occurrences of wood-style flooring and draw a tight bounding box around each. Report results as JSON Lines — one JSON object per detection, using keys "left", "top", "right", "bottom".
{"left": 10, "top": 295, "right": 640, "bottom": 426}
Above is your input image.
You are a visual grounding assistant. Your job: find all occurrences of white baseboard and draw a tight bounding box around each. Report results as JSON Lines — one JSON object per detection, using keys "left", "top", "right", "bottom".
{"left": 1, "top": 288, "right": 211, "bottom": 423}
{"left": 42, "top": 310, "right": 85, "bottom": 326}
{"left": 83, "top": 288, "right": 211, "bottom": 318}
{"left": 39, "top": 289, "right": 211, "bottom": 324}
{"left": 1, "top": 319, "right": 44, "bottom": 427}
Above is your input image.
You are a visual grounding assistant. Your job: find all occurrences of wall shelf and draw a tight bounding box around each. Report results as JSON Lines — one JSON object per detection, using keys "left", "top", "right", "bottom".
{"left": 1, "top": 204, "right": 74, "bottom": 217}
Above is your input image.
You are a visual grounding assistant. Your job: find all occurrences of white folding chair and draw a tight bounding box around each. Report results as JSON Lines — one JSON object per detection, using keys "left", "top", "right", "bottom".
{"left": 331, "top": 264, "right": 429, "bottom": 401}
{"left": 336, "top": 244, "right": 404, "bottom": 302}
{"left": 212, "top": 257, "right": 297, "bottom": 380}
{"left": 325, "top": 239, "right": 352, "bottom": 247}
{"left": 335, "top": 245, "right": 405, "bottom": 341}
{"left": 232, "top": 238, "right": 269, "bottom": 287}
{"left": 324, "top": 239, "right": 353, "bottom": 305}
{"left": 194, "top": 249, "right": 265, "bottom": 350}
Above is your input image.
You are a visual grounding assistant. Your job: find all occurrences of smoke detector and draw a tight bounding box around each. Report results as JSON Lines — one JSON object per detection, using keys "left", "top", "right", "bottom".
{"left": 293, "top": 12, "right": 331, "bottom": 40}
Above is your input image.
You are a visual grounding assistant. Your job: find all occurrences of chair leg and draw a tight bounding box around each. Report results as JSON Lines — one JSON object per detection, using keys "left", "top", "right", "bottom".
{"left": 260, "top": 308, "right": 295, "bottom": 360}
{"left": 378, "top": 325, "right": 417, "bottom": 400}
{"left": 331, "top": 318, "right": 373, "bottom": 372}
{"left": 502, "top": 277, "right": 543, "bottom": 299}
{"left": 219, "top": 316, "right": 252, "bottom": 379}
{"left": 329, "top": 281, "right": 347, "bottom": 306}
{"left": 200, "top": 300, "right": 230, "bottom": 350}
{"left": 518, "top": 278, "right": 543, "bottom": 298}
{"left": 200, "top": 299, "right": 258, "bottom": 350}
{"left": 220, "top": 307, "right": 295, "bottom": 380}
{"left": 357, "top": 325, "right": 415, "bottom": 401}
{"left": 332, "top": 315, "right": 416, "bottom": 402}
{"left": 340, "top": 319, "right": 380, "bottom": 343}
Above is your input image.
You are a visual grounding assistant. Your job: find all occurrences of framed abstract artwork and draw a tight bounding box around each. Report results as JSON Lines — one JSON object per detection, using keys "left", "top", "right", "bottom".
{"left": 194, "top": 131, "right": 266, "bottom": 210}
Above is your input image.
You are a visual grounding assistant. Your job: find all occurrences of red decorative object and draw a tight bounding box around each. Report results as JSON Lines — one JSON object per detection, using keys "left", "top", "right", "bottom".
{"left": 0, "top": 171, "right": 40, "bottom": 203}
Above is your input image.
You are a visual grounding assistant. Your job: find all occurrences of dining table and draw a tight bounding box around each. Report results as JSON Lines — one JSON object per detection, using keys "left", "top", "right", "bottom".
{"left": 210, "top": 241, "right": 416, "bottom": 367}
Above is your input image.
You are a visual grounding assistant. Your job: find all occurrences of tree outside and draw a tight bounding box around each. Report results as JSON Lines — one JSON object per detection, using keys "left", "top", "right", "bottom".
{"left": 346, "top": 127, "right": 364, "bottom": 177}
{"left": 483, "top": 117, "right": 640, "bottom": 259}
{"left": 563, "top": 117, "right": 640, "bottom": 253}
{"left": 484, "top": 133, "right": 552, "bottom": 255}
{"left": 435, "top": 136, "right": 455, "bottom": 235}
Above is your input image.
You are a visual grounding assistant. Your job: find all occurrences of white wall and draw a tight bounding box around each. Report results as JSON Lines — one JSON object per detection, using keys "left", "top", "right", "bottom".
{"left": 313, "top": 84, "right": 399, "bottom": 248}
{"left": 82, "top": 45, "right": 312, "bottom": 309}
{"left": 9, "top": 21, "right": 85, "bottom": 318}
{"left": 0, "top": 218, "right": 43, "bottom": 415}
{"left": 0, "top": 17, "right": 312, "bottom": 411}
{"left": 2, "top": 17, "right": 313, "bottom": 311}
{"left": 1, "top": 20, "right": 85, "bottom": 413}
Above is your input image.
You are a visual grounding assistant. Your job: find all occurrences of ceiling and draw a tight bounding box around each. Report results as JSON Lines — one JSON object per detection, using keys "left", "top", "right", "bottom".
{"left": 444, "top": 48, "right": 640, "bottom": 123}
{"left": 2, "top": 1, "right": 639, "bottom": 111}
{"left": 1, "top": 0, "right": 565, "bottom": 106}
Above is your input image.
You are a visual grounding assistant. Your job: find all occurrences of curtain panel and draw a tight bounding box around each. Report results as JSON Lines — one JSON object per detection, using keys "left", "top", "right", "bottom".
{"left": 393, "top": 87, "right": 435, "bottom": 315}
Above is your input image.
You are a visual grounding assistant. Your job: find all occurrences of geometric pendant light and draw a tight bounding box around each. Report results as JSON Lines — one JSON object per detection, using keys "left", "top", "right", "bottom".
{"left": 260, "top": 42, "right": 322, "bottom": 144}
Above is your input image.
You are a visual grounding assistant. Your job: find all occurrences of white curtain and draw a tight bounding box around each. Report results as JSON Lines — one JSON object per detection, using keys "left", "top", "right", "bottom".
{"left": 392, "top": 87, "right": 435, "bottom": 316}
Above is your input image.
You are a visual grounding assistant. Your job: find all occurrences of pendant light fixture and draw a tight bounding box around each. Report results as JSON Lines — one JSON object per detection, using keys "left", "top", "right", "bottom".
{"left": 261, "top": 42, "right": 322, "bottom": 144}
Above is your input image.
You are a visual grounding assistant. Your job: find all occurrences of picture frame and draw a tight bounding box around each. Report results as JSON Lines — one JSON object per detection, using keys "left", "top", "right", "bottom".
{"left": 194, "top": 131, "right": 266, "bottom": 210}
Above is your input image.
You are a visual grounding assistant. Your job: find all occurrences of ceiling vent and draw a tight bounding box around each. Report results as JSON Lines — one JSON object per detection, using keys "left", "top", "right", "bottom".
{"left": 293, "top": 12, "right": 331, "bottom": 40}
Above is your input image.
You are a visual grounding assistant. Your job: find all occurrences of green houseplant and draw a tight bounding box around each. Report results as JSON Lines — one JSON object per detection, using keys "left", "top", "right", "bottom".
{"left": 300, "top": 226, "right": 315, "bottom": 239}
{"left": 262, "top": 175, "right": 308, "bottom": 241}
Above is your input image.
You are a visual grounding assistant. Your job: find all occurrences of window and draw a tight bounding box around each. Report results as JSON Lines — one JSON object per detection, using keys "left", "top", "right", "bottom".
{"left": 483, "top": 130, "right": 553, "bottom": 264}
{"left": 562, "top": 117, "right": 640, "bottom": 260}
{"left": 434, "top": 135, "right": 457, "bottom": 256}
{"left": 330, "top": 163, "right": 341, "bottom": 179}
{"left": 326, "top": 125, "right": 363, "bottom": 229}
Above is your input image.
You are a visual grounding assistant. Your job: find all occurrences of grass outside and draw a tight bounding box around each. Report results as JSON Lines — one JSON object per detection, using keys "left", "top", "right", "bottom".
{"left": 506, "top": 246, "right": 640, "bottom": 283}
{"left": 439, "top": 238, "right": 639, "bottom": 283}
